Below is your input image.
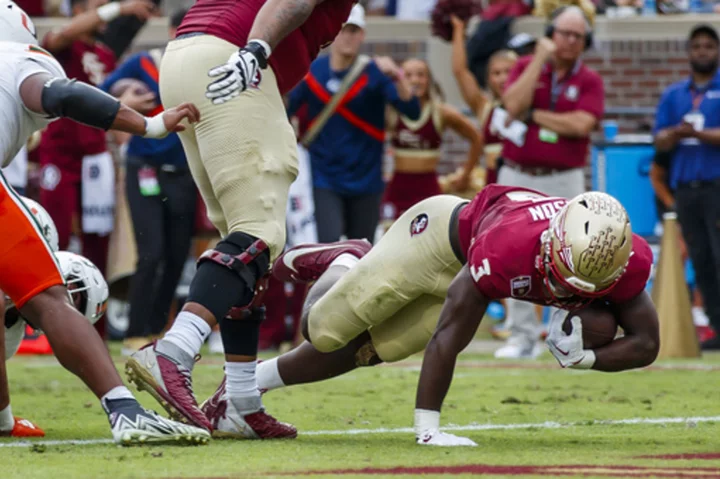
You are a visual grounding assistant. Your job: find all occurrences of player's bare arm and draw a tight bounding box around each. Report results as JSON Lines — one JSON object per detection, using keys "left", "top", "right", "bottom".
{"left": 0, "top": 295, "right": 45, "bottom": 437}
{"left": 546, "top": 293, "right": 659, "bottom": 372}
{"left": 207, "top": 0, "right": 338, "bottom": 103}
{"left": 248, "top": 0, "right": 326, "bottom": 50}
{"left": 530, "top": 109, "right": 597, "bottom": 138}
{"left": 19, "top": 73, "right": 199, "bottom": 138}
{"left": 593, "top": 292, "right": 660, "bottom": 371}
{"left": 414, "top": 266, "right": 488, "bottom": 446}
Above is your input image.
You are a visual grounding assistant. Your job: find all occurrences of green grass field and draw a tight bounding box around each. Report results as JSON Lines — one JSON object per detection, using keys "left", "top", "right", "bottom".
{"left": 2, "top": 343, "right": 720, "bottom": 479}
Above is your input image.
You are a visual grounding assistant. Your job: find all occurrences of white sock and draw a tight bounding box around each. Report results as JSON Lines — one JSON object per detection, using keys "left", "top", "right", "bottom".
{"left": 256, "top": 357, "right": 286, "bottom": 391}
{"left": 101, "top": 386, "right": 135, "bottom": 403}
{"left": 163, "top": 312, "right": 212, "bottom": 358}
{"left": 330, "top": 253, "right": 360, "bottom": 270}
{"left": 225, "top": 360, "right": 258, "bottom": 398}
{"left": 0, "top": 405, "right": 13, "bottom": 431}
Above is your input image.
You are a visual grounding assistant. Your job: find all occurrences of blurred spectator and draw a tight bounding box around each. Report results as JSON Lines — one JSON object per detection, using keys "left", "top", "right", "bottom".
{"left": 14, "top": 0, "right": 44, "bottom": 16}
{"left": 495, "top": 5, "right": 604, "bottom": 359}
{"left": 3, "top": 138, "right": 38, "bottom": 196}
{"left": 99, "top": 0, "right": 160, "bottom": 58}
{"left": 365, "top": 0, "right": 391, "bottom": 15}
{"left": 464, "top": 17, "right": 514, "bottom": 90}
{"left": 395, "top": 0, "right": 438, "bottom": 19}
{"left": 366, "top": 0, "right": 437, "bottom": 18}
{"left": 3, "top": 149, "right": 28, "bottom": 196}
{"left": 381, "top": 58, "right": 481, "bottom": 223}
{"left": 649, "top": 150, "right": 674, "bottom": 216}
{"left": 38, "top": 0, "right": 154, "bottom": 338}
{"left": 507, "top": 33, "right": 537, "bottom": 57}
{"left": 533, "top": 0, "right": 596, "bottom": 23}
{"left": 650, "top": 150, "right": 715, "bottom": 344}
{"left": 287, "top": 4, "right": 420, "bottom": 244}
{"left": 653, "top": 24, "right": 720, "bottom": 350}
{"left": 451, "top": 15, "right": 519, "bottom": 185}
{"left": 100, "top": 9, "right": 195, "bottom": 355}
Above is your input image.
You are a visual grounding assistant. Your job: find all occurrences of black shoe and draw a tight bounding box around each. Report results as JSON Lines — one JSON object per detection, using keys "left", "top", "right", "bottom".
{"left": 700, "top": 336, "right": 720, "bottom": 351}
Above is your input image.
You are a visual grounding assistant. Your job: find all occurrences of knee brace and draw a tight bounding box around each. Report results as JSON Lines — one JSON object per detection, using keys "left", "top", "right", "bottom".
{"left": 186, "top": 232, "right": 270, "bottom": 321}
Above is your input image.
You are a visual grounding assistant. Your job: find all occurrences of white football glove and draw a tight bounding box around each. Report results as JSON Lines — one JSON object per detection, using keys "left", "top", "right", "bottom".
{"left": 206, "top": 41, "right": 269, "bottom": 105}
{"left": 546, "top": 311, "right": 595, "bottom": 369}
{"left": 416, "top": 429, "right": 477, "bottom": 447}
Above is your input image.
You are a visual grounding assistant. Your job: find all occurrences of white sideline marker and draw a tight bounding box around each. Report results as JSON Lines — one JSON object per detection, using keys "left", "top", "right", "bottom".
{"left": 1, "top": 415, "right": 719, "bottom": 448}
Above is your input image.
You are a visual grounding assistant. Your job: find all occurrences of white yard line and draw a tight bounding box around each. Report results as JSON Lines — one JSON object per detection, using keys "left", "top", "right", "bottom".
{"left": 1, "top": 415, "right": 719, "bottom": 448}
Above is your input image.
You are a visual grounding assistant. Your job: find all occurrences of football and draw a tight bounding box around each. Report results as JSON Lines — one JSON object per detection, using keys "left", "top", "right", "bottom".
{"left": 563, "top": 305, "right": 618, "bottom": 350}
{"left": 109, "top": 78, "right": 151, "bottom": 98}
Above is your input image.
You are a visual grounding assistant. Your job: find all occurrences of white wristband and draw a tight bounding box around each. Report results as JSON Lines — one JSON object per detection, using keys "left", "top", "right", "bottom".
{"left": 414, "top": 409, "right": 440, "bottom": 437}
{"left": 0, "top": 404, "right": 13, "bottom": 431}
{"left": 97, "top": 2, "right": 122, "bottom": 22}
{"left": 570, "top": 350, "right": 596, "bottom": 370}
{"left": 143, "top": 114, "right": 168, "bottom": 139}
{"left": 248, "top": 39, "right": 272, "bottom": 58}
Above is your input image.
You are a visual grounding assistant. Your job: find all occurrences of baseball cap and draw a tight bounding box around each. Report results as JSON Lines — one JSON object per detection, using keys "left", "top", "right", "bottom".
{"left": 689, "top": 24, "right": 720, "bottom": 44}
{"left": 507, "top": 33, "right": 537, "bottom": 52}
{"left": 345, "top": 4, "right": 366, "bottom": 29}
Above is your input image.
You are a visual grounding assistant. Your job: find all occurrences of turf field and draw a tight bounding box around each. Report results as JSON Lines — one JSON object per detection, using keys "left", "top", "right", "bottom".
{"left": 2, "top": 342, "right": 720, "bottom": 479}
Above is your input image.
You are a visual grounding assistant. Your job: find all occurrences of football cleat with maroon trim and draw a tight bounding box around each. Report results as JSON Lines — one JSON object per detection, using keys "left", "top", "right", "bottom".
{"left": 272, "top": 239, "right": 371, "bottom": 283}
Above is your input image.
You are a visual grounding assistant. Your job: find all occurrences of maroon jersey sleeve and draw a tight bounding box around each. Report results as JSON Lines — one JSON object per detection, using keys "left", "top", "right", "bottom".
{"left": 605, "top": 234, "right": 653, "bottom": 305}
{"left": 466, "top": 240, "right": 507, "bottom": 300}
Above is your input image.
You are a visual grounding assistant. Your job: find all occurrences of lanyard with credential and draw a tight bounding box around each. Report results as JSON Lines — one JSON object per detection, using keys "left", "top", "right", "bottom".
{"left": 690, "top": 85, "right": 707, "bottom": 112}
{"left": 549, "top": 62, "right": 580, "bottom": 111}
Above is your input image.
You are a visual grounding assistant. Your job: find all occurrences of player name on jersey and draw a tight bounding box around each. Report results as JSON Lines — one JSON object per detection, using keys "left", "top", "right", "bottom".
{"left": 528, "top": 199, "right": 567, "bottom": 222}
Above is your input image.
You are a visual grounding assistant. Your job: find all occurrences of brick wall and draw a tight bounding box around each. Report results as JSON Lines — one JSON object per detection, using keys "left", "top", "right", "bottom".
{"left": 588, "top": 39, "right": 690, "bottom": 109}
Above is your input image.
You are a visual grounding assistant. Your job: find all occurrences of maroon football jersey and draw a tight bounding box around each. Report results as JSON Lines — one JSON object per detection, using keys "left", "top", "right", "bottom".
{"left": 39, "top": 39, "right": 115, "bottom": 173}
{"left": 458, "top": 185, "right": 653, "bottom": 307}
{"left": 177, "top": 0, "right": 355, "bottom": 94}
{"left": 390, "top": 103, "right": 443, "bottom": 154}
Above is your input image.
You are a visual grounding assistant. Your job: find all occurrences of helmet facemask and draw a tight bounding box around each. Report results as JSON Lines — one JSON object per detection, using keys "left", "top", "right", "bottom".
{"left": 56, "top": 252, "right": 109, "bottom": 324}
{"left": 66, "top": 274, "right": 89, "bottom": 318}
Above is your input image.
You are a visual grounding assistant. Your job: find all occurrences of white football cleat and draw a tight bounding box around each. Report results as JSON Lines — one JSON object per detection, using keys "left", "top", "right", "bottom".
{"left": 103, "top": 398, "right": 210, "bottom": 446}
{"left": 416, "top": 429, "right": 477, "bottom": 447}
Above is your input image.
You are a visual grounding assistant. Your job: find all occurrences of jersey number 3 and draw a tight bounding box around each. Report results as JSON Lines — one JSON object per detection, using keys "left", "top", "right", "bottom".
{"left": 470, "top": 259, "right": 491, "bottom": 282}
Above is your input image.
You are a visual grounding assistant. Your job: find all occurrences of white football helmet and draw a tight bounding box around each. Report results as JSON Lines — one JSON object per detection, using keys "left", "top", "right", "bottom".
{"left": 56, "top": 251, "right": 109, "bottom": 325}
{"left": 0, "top": 1, "right": 38, "bottom": 45}
{"left": 540, "top": 191, "right": 633, "bottom": 300}
{"left": 20, "top": 197, "right": 59, "bottom": 252}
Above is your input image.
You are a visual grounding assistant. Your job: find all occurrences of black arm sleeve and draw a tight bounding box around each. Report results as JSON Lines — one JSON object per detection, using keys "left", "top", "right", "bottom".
{"left": 40, "top": 78, "right": 121, "bottom": 131}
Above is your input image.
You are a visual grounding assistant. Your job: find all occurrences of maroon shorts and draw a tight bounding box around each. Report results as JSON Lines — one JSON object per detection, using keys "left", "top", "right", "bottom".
{"left": 381, "top": 172, "right": 442, "bottom": 221}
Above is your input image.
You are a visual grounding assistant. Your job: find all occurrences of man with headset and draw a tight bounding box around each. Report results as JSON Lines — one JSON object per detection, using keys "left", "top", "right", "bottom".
{"left": 494, "top": 5, "right": 605, "bottom": 359}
